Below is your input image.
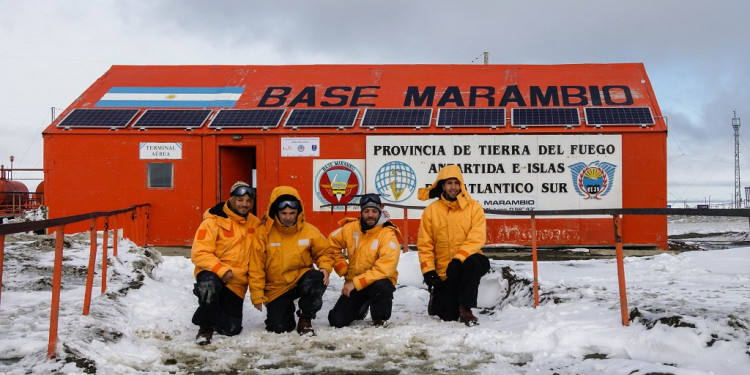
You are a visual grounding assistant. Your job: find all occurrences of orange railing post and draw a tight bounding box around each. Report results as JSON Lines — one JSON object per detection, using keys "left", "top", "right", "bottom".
{"left": 48, "top": 226, "right": 65, "bottom": 359}
{"left": 83, "top": 218, "right": 97, "bottom": 315}
{"left": 132, "top": 208, "right": 140, "bottom": 247}
{"left": 402, "top": 207, "right": 409, "bottom": 252}
{"left": 143, "top": 206, "right": 150, "bottom": 246}
{"left": 112, "top": 214, "right": 119, "bottom": 258}
{"left": 0, "top": 234, "right": 4, "bottom": 309}
{"left": 101, "top": 217, "right": 109, "bottom": 294}
{"left": 531, "top": 215, "right": 539, "bottom": 307}
{"left": 614, "top": 214, "right": 629, "bottom": 326}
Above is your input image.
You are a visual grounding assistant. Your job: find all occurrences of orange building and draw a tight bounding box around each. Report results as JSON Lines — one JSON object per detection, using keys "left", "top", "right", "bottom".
{"left": 42, "top": 64, "right": 667, "bottom": 248}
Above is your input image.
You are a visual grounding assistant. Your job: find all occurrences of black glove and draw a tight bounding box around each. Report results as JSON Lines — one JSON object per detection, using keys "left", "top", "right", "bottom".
{"left": 446, "top": 259, "right": 462, "bottom": 281}
{"left": 422, "top": 270, "right": 441, "bottom": 287}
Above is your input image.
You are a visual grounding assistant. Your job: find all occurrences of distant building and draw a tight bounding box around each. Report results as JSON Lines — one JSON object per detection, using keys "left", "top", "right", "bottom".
{"left": 42, "top": 64, "right": 667, "bottom": 248}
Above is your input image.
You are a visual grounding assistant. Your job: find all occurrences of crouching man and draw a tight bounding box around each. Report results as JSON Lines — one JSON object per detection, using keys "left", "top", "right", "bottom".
{"left": 417, "top": 165, "right": 490, "bottom": 326}
{"left": 191, "top": 181, "right": 259, "bottom": 344}
{"left": 249, "top": 186, "right": 334, "bottom": 335}
{"left": 328, "top": 194, "right": 402, "bottom": 328}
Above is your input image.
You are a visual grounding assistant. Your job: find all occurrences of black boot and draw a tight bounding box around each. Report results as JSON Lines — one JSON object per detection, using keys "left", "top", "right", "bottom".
{"left": 296, "top": 317, "right": 314, "bottom": 336}
{"left": 458, "top": 305, "right": 478, "bottom": 327}
{"left": 195, "top": 326, "right": 213, "bottom": 345}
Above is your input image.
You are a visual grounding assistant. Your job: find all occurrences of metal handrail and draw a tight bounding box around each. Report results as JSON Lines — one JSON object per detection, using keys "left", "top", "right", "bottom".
{"left": 0, "top": 203, "right": 150, "bottom": 358}
{"left": 323, "top": 203, "right": 750, "bottom": 327}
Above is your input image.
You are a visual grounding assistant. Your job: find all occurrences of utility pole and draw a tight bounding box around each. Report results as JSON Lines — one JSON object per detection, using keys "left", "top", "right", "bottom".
{"left": 733, "top": 110, "right": 741, "bottom": 208}
{"left": 483, "top": 51, "right": 488, "bottom": 65}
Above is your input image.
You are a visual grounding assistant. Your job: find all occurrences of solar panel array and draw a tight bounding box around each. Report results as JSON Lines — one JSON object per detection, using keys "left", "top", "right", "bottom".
{"left": 584, "top": 107, "right": 655, "bottom": 126}
{"left": 57, "top": 106, "right": 657, "bottom": 130}
{"left": 436, "top": 108, "right": 505, "bottom": 127}
{"left": 283, "top": 109, "right": 358, "bottom": 128}
{"left": 133, "top": 109, "right": 212, "bottom": 129}
{"left": 208, "top": 109, "right": 285, "bottom": 129}
{"left": 511, "top": 108, "right": 580, "bottom": 127}
{"left": 361, "top": 108, "right": 432, "bottom": 128}
{"left": 57, "top": 108, "right": 140, "bottom": 129}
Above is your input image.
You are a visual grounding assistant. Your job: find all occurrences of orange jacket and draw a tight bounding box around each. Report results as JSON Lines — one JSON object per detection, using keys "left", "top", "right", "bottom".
{"left": 329, "top": 217, "right": 402, "bottom": 290}
{"left": 191, "top": 201, "right": 260, "bottom": 298}
{"left": 248, "top": 186, "right": 334, "bottom": 305}
{"left": 416, "top": 165, "right": 486, "bottom": 279}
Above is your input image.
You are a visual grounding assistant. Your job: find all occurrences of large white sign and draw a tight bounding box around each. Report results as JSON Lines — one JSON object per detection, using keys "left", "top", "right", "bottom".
{"left": 281, "top": 137, "right": 320, "bottom": 157}
{"left": 366, "top": 134, "right": 622, "bottom": 218}
{"left": 139, "top": 142, "right": 182, "bottom": 160}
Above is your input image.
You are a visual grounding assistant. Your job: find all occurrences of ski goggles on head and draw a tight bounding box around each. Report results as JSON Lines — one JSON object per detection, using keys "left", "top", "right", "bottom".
{"left": 359, "top": 194, "right": 382, "bottom": 210}
{"left": 231, "top": 185, "right": 255, "bottom": 198}
{"left": 277, "top": 199, "right": 300, "bottom": 210}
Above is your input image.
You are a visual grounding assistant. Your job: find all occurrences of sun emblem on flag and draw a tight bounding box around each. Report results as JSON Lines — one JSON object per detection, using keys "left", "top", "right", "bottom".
{"left": 569, "top": 161, "right": 617, "bottom": 200}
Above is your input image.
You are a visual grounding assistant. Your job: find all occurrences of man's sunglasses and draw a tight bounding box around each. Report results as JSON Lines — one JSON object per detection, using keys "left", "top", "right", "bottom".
{"left": 231, "top": 185, "right": 256, "bottom": 198}
{"left": 277, "top": 200, "right": 300, "bottom": 210}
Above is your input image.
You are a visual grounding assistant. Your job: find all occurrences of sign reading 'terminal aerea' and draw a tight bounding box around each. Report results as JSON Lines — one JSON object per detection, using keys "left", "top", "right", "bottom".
{"left": 139, "top": 142, "right": 182, "bottom": 160}
{"left": 366, "top": 134, "right": 621, "bottom": 217}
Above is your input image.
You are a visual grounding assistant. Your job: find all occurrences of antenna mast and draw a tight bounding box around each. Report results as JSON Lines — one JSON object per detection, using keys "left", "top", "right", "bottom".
{"left": 733, "top": 110, "right": 742, "bottom": 208}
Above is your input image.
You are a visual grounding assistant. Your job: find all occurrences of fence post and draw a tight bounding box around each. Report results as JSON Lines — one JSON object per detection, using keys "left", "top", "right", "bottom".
{"left": 402, "top": 207, "right": 409, "bottom": 252}
{"left": 131, "top": 208, "right": 138, "bottom": 244}
{"left": 613, "top": 214, "right": 630, "bottom": 326}
{"left": 112, "top": 214, "right": 119, "bottom": 258}
{"left": 531, "top": 215, "right": 539, "bottom": 307}
{"left": 142, "top": 206, "right": 149, "bottom": 246}
{"left": 0, "top": 235, "right": 4, "bottom": 309}
{"left": 83, "top": 218, "right": 97, "bottom": 315}
{"left": 48, "top": 226, "right": 65, "bottom": 359}
{"left": 101, "top": 217, "right": 109, "bottom": 294}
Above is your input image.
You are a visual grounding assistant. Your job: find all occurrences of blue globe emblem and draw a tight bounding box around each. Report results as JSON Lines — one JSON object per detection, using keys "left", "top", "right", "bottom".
{"left": 375, "top": 161, "right": 417, "bottom": 202}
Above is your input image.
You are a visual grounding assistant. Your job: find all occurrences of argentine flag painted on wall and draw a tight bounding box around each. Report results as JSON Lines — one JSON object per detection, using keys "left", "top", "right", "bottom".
{"left": 95, "top": 87, "right": 244, "bottom": 108}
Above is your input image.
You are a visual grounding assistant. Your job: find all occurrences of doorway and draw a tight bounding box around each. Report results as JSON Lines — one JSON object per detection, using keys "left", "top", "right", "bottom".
{"left": 219, "top": 146, "right": 257, "bottom": 215}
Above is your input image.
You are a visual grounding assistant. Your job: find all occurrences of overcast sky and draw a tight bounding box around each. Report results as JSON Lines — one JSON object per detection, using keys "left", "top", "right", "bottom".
{"left": 1, "top": 0, "right": 748, "bottom": 204}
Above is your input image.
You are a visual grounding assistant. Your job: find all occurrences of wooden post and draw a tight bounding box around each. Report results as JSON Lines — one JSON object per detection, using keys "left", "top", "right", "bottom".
{"left": 531, "top": 215, "right": 539, "bottom": 307}
{"left": 83, "top": 219, "right": 97, "bottom": 315}
{"left": 614, "top": 214, "right": 630, "bottom": 326}
{"left": 48, "top": 226, "right": 65, "bottom": 359}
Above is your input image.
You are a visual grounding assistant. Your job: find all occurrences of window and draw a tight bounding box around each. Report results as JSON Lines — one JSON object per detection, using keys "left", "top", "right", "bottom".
{"left": 147, "top": 163, "right": 173, "bottom": 188}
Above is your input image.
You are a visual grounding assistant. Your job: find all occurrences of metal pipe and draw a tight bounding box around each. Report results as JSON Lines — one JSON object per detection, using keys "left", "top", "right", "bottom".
{"left": 83, "top": 219, "right": 97, "bottom": 315}
{"left": 614, "top": 215, "right": 629, "bottom": 326}
{"left": 531, "top": 215, "right": 539, "bottom": 307}
{"left": 47, "top": 226, "right": 65, "bottom": 359}
{"left": 101, "top": 218, "right": 109, "bottom": 294}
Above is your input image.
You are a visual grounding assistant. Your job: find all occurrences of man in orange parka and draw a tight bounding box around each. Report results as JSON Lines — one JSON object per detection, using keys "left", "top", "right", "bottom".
{"left": 191, "top": 181, "right": 260, "bottom": 345}
{"left": 327, "top": 193, "right": 402, "bottom": 328}
{"left": 248, "top": 186, "right": 334, "bottom": 335}
{"left": 417, "top": 165, "right": 490, "bottom": 326}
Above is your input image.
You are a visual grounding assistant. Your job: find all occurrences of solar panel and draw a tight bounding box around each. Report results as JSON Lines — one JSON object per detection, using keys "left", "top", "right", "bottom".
{"left": 57, "top": 108, "right": 139, "bottom": 129}
{"left": 361, "top": 108, "right": 432, "bottom": 128}
{"left": 132, "top": 109, "right": 212, "bottom": 129}
{"left": 584, "top": 107, "right": 655, "bottom": 126}
{"left": 436, "top": 108, "right": 505, "bottom": 128}
{"left": 208, "top": 109, "right": 285, "bottom": 129}
{"left": 283, "top": 109, "right": 358, "bottom": 128}
{"left": 511, "top": 108, "right": 580, "bottom": 127}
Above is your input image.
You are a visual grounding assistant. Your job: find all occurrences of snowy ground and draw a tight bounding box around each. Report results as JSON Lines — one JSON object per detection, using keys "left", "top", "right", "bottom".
{"left": 0, "top": 218, "right": 749, "bottom": 374}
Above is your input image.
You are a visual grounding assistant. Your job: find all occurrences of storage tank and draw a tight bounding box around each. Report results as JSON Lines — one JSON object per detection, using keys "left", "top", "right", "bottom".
{"left": 0, "top": 179, "right": 29, "bottom": 207}
{"left": 34, "top": 180, "right": 44, "bottom": 206}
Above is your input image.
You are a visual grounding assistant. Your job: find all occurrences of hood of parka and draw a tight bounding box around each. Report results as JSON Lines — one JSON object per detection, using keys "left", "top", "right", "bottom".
{"left": 417, "top": 164, "right": 473, "bottom": 209}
